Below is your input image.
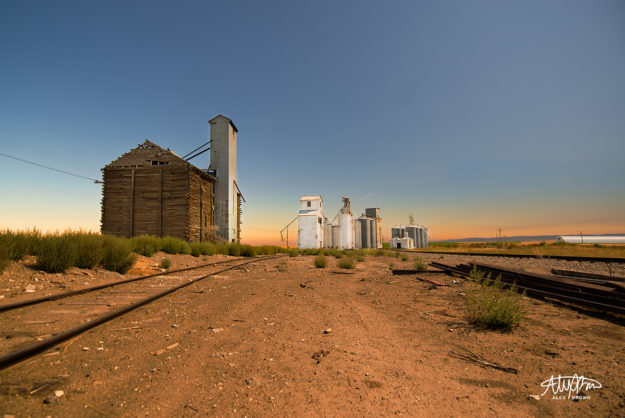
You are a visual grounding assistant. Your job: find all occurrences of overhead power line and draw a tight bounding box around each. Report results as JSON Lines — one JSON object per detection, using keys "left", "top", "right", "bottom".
{"left": 0, "top": 152, "right": 102, "bottom": 183}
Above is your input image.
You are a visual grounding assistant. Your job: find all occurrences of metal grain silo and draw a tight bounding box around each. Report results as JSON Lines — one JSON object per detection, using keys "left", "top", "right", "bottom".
{"left": 368, "top": 218, "right": 376, "bottom": 249}
{"left": 354, "top": 219, "right": 362, "bottom": 249}
{"left": 405, "top": 226, "right": 418, "bottom": 248}
{"left": 358, "top": 216, "right": 371, "bottom": 248}
{"left": 323, "top": 221, "right": 333, "bottom": 248}
{"left": 331, "top": 225, "right": 340, "bottom": 249}
{"left": 338, "top": 213, "right": 354, "bottom": 249}
{"left": 391, "top": 226, "right": 403, "bottom": 239}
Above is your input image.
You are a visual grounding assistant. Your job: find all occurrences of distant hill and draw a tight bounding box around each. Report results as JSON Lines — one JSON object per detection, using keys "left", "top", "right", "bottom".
{"left": 436, "top": 233, "right": 625, "bottom": 243}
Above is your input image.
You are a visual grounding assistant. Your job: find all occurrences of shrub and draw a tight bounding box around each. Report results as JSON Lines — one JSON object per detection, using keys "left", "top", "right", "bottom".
{"left": 240, "top": 245, "right": 257, "bottom": 257}
{"left": 257, "top": 245, "right": 279, "bottom": 255}
{"left": 414, "top": 257, "right": 428, "bottom": 272}
{"left": 0, "top": 229, "right": 41, "bottom": 260}
{"left": 190, "top": 242, "right": 203, "bottom": 257}
{"left": 102, "top": 236, "right": 137, "bottom": 273}
{"left": 0, "top": 246, "right": 10, "bottom": 273}
{"left": 353, "top": 250, "right": 366, "bottom": 262}
{"left": 228, "top": 243, "right": 241, "bottom": 257}
{"left": 337, "top": 256, "right": 355, "bottom": 269}
{"left": 400, "top": 254, "right": 409, "bottom": 261}
{"left": 277, "top": 261, "right": 288, "bottom": 272}
{"left": 37, "top": 235, "right": 78, "bottom": 273}
{"left": 215, "top": 244, "right": 229, "bottom": 255}
{"left": 288, "top": 248, "right": 299, "bottom": 257}
{"left": 131, "top": 235, "right": 162, "bottom": 257}
{"left": 160, "top": 258, "right": 171, "bottom": 269}
{"left": 466, "top": 266, "right": 525, "bottom": 330}
{"left": 161, "top": 237, "right": 191, "bottom": 255}
{"left": 73, "top": 233, "right": 104, "bottom": 269}
{"left": 314, "top": 254, "right": 327, "bottom": 268}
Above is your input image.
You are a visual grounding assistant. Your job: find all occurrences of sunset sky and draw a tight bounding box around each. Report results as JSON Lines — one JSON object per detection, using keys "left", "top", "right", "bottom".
{"left": 1, "top": 1, "right": 624, "bottom": 245}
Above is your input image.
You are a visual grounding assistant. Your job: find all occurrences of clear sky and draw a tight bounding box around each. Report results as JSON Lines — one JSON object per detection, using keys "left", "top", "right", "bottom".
{"left": 1, "top": 0, "right": 624, "bottom": 244}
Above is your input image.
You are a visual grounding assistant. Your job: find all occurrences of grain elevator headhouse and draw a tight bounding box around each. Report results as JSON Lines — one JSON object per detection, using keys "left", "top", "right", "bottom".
{"left": 209, "top": 115, "right": 244, "bottom": 242}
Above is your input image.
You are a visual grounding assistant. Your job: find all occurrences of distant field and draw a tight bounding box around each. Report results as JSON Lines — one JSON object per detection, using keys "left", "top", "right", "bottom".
{"left": 410, "top": 241, "right": 625, "bottom": 259}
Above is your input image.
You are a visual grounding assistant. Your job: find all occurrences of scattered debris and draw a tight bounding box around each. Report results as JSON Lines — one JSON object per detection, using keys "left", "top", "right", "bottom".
{"left": 528, "top": 394, "right": 541, "bottom": 400}
{"left": 415, "top": 277, "right": 448, "bottom": 286}
{"left": 323, "top": 328, "right": 332, "bottom": 334}
{"left": 364, "top": 380, "right": 383, "bottom": 388}
{"left": 111, "top": 326, "right": 143, "bottom": 331}
{"left": 210, "top": 327, "right": 224, "bottom": 333}
{"left": 312, "top": 350, "right": 330, "bottom": 364}
{"left": 167, "top": 343, "right": 179, "bottom": 350}
{"left": 449, "top": 348, "right": 518, "bottom": 374}
{"left": 245, "top": 377, "right": 260, "bottom": 386}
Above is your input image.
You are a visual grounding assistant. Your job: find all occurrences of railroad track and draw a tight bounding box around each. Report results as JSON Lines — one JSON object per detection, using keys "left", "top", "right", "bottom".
{"left": 392, "top": 248, "right": 625, "bottom": 264}
{"left": 430, "top": 261, "right": 625, "bottom": 317}
{"left": 0, "top": 255, "right": 282, "bottom": 370}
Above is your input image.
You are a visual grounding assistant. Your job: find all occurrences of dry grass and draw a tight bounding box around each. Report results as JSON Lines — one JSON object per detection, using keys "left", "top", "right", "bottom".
{"left": 415, "top": 242, "right": 625, "bottom": 259}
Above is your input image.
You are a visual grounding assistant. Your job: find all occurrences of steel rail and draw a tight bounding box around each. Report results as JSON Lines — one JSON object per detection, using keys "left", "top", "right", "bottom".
{"left": 460, "top": 263, "right": 625, "bottom": 307}
{"left": 0, "top": 255, "right": 282, "bottom": 371}
{"left": 431, "top": 261, "right": 625, "bottom": 316}
{"left": 0, "top": 257, "right": 251, "bottom": 313}
{"left": 392, "top": 249, "right": 625, "bottom": 264}
{"left": 550, "top": 269, "right": 625, "bottom": 283}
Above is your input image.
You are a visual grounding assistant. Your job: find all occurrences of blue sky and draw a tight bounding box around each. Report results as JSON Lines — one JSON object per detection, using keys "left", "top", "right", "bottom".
{"left": 1, "top": 0, "right": 623, "bottom": 243}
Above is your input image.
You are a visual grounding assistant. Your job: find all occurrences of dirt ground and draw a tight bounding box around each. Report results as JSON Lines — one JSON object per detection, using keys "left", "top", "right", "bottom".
{"left": 1, "top": 253, "right": 624, "bottom": 417}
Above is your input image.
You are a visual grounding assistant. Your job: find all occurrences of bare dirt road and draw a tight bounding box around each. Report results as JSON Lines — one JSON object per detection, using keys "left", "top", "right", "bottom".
{"left": 1, "top": 253, "right": 624, "bottom": 416}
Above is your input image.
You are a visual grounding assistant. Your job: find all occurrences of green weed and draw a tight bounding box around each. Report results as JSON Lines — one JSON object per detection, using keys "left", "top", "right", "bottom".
{"left": 314, "top": 254, "right": 328, "bottom": 268}
{"left": 414, "top": 257, "right": 427, "bottom": 272}
{"left": 337, "top": 256, "right": 355, "bottom": 269}
{"left": 465, "top": 266, "right": 525, "bottom": 330}
{"left": 102, "top": 236, "right": 137, "bottom": 273}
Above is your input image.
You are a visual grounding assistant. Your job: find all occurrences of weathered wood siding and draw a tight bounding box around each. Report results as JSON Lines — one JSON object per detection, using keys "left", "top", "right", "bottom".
{"left": 101, "top": 168, "right": 133, "bottom": 237}
{"left": 187, "top": 168, "right": 215, "bottom": 242}
{"left": 101, "top": 141, "right": 216, "bottom": 242}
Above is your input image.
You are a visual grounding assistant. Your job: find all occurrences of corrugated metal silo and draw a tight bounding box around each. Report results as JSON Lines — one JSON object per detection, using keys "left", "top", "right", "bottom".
{"left": 354, "top": 220, "right": 362, "bottom": 249}
{"left": 368, "top": 218, "right": 376, "bottom": 249}
{"left": 358, "top": 216, "right": 371, "bottom": 249}
{"left": 338, "top": 213, "right": 354, "bottom": 249}
{"left": 331, "top": 225, "right": 340, "bottom": 249}
{"left": 323, "top": 222, "right": 333, "bottom": 248}
{"left": 405, "top": 226, "right": 417, "bottom": 248}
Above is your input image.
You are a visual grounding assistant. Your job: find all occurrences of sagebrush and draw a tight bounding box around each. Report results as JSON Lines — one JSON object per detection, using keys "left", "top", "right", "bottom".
{"left": 465, "top": 266, "right": 525, "bottom": 330}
